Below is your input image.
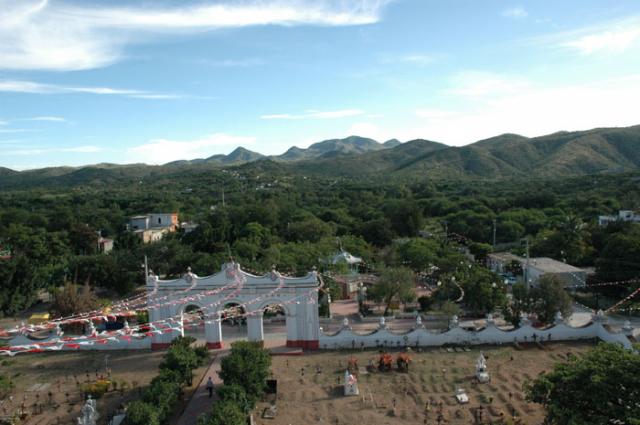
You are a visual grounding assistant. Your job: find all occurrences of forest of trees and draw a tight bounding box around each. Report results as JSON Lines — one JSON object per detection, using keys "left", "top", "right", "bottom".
{"left": 1, "top": 167, "right": 639, "bottom": 316}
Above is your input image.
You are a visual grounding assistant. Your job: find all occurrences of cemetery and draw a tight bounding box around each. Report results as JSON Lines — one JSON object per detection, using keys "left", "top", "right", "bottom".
{"left": 253, "top": 341, "right": 595, "bottom": 425}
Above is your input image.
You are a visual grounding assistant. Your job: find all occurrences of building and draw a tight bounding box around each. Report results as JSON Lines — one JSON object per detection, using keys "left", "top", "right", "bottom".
{"left": 128, "top": 213, "right": 179, "bottom": 243}
{"left": 526, "top": 257, "right": 586, "bottom": 288}
{"left": 181, "top": 222, "right": 199, "bottom": 234}
{"left": 486, "top": 252, "right": 523, "bottom": 275}
{"left": 487, "top": 252, "right": 586, "bottom": 288}
{"left": 97, "top": 237, "right": 114, "bottom": 253}
{"left": 598, "top": 210, "right": 640, "bottom": 226}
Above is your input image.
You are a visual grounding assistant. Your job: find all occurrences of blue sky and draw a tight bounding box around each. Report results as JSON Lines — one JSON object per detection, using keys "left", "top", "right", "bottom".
{"left": 2, "top": 0, "right": 640, "bottom": 169}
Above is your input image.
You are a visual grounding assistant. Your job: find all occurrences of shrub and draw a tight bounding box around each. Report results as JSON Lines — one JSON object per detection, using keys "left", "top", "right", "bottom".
{"left": 199, "top": 400, "right": 246, "bottom": 425}
{"left": 217, "top": 384, "right": 251, "bottom": 413}
{"left": 219, "top": 341, "right": 271, "bottom": 408}
{"left": 81, "top": 379, "right": 110, "bottom": 398}
{"left": 126, "top": 400, "right": 160, "bottom": 425}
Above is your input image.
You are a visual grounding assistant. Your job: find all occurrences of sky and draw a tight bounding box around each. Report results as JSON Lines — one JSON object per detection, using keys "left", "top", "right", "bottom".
{"left": 2, "top": 0, "right": 640, "bottom": 170}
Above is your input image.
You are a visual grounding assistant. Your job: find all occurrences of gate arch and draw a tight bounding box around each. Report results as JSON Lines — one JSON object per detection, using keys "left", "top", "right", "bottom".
{"left": 147, "top": 261, "right": 320, "bottom": 350}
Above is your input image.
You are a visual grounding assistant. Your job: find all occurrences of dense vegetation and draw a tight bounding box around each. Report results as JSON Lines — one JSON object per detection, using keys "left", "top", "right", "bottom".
{"left": 525, "top": 343, "right": 640, "bottom": 425}
{"left": 1, "top": 151, "right": 640, "bottom": 316}
{"left": 126, "top": 336, "right": 208, "bottom": 425}
{"left": 198, "top": 341, "right": 271, "bottom": 425}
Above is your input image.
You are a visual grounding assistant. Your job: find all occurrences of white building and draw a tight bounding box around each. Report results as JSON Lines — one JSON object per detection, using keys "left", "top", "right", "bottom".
{"left": 487, "top": 253, "right": 586, "bottom": 288}
{"left": 526, "top": 257, "right": 586, "bottom": 288}
{"left": 598, "top": 210, "right": 640, "bottom": 226}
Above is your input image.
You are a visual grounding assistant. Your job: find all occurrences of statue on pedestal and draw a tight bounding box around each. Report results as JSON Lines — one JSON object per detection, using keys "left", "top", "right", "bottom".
{"left": 77, "top": 395, "right": 98, "bottom": 425}
{"left": 344, "top": 370, "right": 359, "bottom": 396}
{"left": 475, "top": 352, "right": 490, "bottom": 383}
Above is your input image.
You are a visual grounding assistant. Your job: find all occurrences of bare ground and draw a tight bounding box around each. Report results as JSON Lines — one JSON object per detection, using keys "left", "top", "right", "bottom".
{"left": 254, "top": 341, "right": 595, "bottom": 425}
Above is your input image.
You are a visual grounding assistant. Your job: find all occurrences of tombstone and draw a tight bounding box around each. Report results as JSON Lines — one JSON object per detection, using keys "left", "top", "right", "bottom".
{"left": 450, "top": 315, "right": 459, "bottom": 329}
{"left": 77, "top": 395, "right": 98, "bottom": 425}
{"left": 344, "top": 370, "right": 359, "bottom": 396}
{"left": 554, "top": 311, "right": 564, "bottom": 325}
{"left": 378, "top": 316, "right": 386, "bottom": 330}
{"left": 475, "top": 352, "right": 490, "bottom": 383}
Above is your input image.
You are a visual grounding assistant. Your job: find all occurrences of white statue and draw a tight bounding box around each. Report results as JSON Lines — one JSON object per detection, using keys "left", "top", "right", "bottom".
{"left": 379, "top": 316, "right": 386, "bottom": 329}
{"left": 77, "top": 395, "right": 98, "bottom": 425}
{"left": 344, "top": 370, "right": 359, "bottom": 396}
{"left": 86, "top": 320, "right": 96, "bottom": 336}
{"left": 475, "top": 352, "right": 490, "bottom": 383}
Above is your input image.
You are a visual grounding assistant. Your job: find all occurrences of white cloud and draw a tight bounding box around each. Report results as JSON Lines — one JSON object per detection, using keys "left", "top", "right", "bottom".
{"left": 23, "top": 116, "right": 66, "bottom": 122}
{"left": 415, "top": 109, "right": 457, "bottom": 119}
{"left": 261, "top": 109, "right": 365, "bottom": 120}
{"left": 0, "top": 79, "right": 177, "bottom": 99}
{"left": 502, "top": 7, "right": 528, "bottom": 19}
{"left": 0, "top": 0, "right": 392, "bottom": 71}
{"left": 411, "top": 73, "right": 640, "bottom": 145}
{"left": 561, "top": 27, "right": 640, "bottom": 55}
{"left": 535, "top": 16, "right": 640, "bottom": 55}
{"left": 7, "top": 145, "right": 103, "bottom": 156}
{"left": 126, "top": 133, "right": 257, "bottom": 164}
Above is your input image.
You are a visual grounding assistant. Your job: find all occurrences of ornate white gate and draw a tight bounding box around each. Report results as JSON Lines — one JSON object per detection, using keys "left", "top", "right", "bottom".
{"left": 146, "top": 261, "right": 321, "bottom": 349}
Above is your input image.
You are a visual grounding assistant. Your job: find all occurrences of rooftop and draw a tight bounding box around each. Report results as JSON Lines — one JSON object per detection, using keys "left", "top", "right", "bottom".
{"left": 487, "top": 252, "right": 523, "bottom": 263}
{"left": 528, "top": 257, "right": 584, "bottom": 273}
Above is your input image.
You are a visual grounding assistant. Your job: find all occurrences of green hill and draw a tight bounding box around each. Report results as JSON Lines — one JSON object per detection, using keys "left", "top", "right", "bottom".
{"left": 2, "top": 125, "right": 640, "bottom": 189}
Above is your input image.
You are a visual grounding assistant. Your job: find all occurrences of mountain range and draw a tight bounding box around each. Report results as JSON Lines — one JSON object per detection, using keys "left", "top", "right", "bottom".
{"left": 2, "top": 125, "right": 640, "bottom": 188}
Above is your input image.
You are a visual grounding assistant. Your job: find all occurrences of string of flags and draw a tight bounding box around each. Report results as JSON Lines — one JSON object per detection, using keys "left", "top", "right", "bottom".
{"left": 0, "top": 267, "right": 321, "bottom": 356}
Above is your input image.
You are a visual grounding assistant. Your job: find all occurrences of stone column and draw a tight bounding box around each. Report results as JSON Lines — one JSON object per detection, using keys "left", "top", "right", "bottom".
{"left": 247, "top": 311, "right": 264, "bottom": 345}
{"left": 151, "top": 304, "right": 174, "bottom": 350}
{"left": 285, "top": 310, "right": 299, "bottom": 347}
{"left": 205, "top": 311, "right": 224, "bottom": 349}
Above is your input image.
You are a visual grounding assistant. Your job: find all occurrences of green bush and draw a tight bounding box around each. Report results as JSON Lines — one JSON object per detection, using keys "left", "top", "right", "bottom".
{"left": 218, "top": 384, "right": 251, "bottom": 413}
{"left": 198, "top": 400, "right": 246, "bottom": 425}
{"left": 219, "top": 341, "right": 271, "bottom": 408}
{"left": 80, "top": 379, "right": 110, "bottom": 398}
{"left": 126, "top": 400, "right": 160, "bottom": 425}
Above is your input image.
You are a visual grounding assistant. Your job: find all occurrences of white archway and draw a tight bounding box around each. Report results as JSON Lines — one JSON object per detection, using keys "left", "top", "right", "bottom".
{"left": 146, "top": 261, "right": 320, "bottom": 350}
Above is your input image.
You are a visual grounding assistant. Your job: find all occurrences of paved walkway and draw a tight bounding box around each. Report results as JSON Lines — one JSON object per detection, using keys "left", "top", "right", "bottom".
{"left": 176, "top": 335, "right": 287, "bottom": 425}
{"left": 176, "top": 352, "right": 226, "bottom": 425}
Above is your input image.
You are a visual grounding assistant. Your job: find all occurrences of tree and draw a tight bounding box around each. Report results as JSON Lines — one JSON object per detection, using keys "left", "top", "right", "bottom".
{"left": 525, "top": 343, "right": 640, "bottom": 425}
{"left": 460, "top": 267, "right": 506, "bottom": 316}
{"left": 440, "top": 300, "right": 460, "bottom": 326}
{"left": 504, "top": 282, "right": 529, "bottom": 326}
{"left": 51, "top": 282, "right": 99, "bottom": 317}
{"left": 218, "top": 341, "right": 271, "bottom": 407}
{"left": 199, "top": 400, "right": 246, "bottom": 425}
{"left": 596, "top": 227, "right": 640, "bottom": 282}
{"left": 368, "top": 267, "right": 416, "bottom": 316}
{"left": 529, "top": 276, "right": 572, "bottom": 324}
{"left": 161, "top": 337, "right": 200, "bottom": 385}
{"left": 126, "top": 401, "right": 160, "bottom": 425}
{"left": 217, "top": 384, "right": 251, "bottom": 413}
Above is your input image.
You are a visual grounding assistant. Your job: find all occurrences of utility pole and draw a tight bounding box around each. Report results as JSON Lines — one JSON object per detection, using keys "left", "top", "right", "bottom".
{"left": 492, "top": 219, "right": 497, "bottom": 248}
{"left": 144, "top": 255, "right": 149, "bottom": 277}
{"left": 222, "top": 188, "right": 226, "bottom": 208}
